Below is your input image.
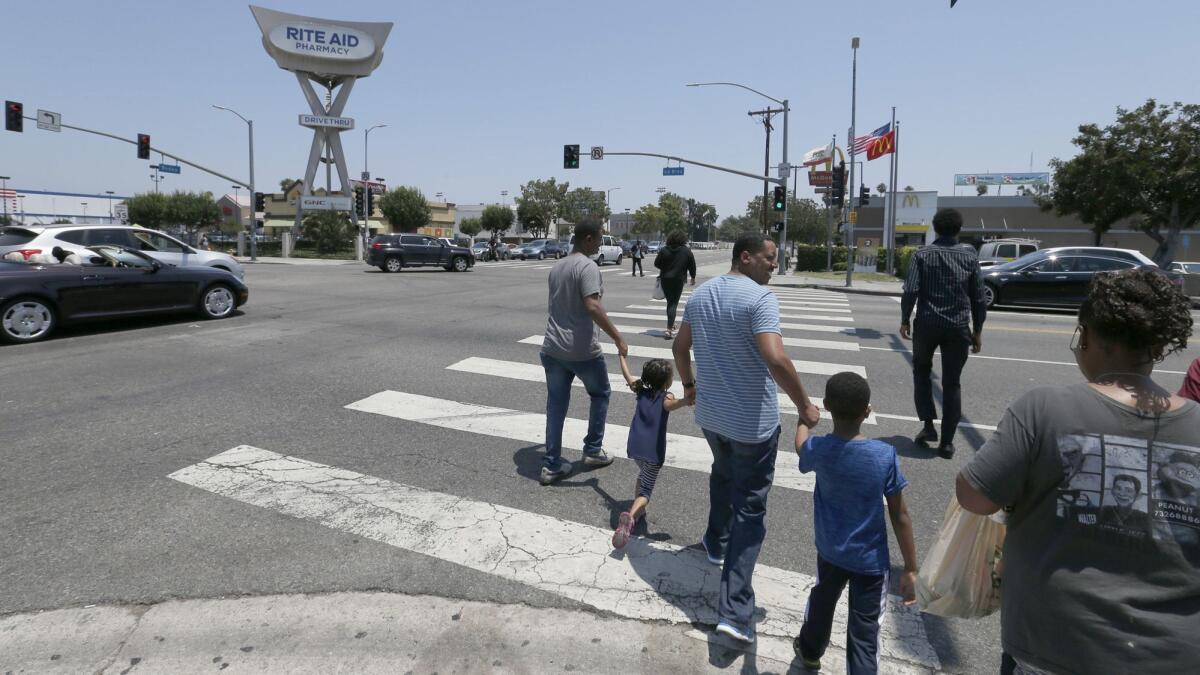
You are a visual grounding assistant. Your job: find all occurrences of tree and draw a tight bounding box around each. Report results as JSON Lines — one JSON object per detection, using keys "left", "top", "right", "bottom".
{"left": 976, "top": 184, "right": 989, "bottom": 196}
{"left": 0, "top": 215, "right": 11, "bottom": 227}
{"left": 377, "top": 186, "right": 431, "bottom": 232}
{"left": 876, "top": 182, "right": 888, "bottom": 195}
{"left": 717, "top": 214, "right": 759, "bottom": 241}
{"left": 51, "top": 218, "right": 71, "bottom": 224}
{"left": 560, "top": 187, "right": 609, "bottom": 228}
{"left": 631, "top": 204, "right": 664, "bottom": 239}
{"left": 302, "top": 210, "right": 353, "bottom": 253}
{"left": 166, "top": 191, "right": 221, "bottom": 234}
{"left": 516, "top": 178, "right": 568, "bottom": 239}
{"left": 481, "top": 204, "right": 514, "bottom": 238}
{"left": 657, "top": 192, "right": 687, "bottom": 236}
{"left": 124, "top": 192, "right": 170, "bottom": 230}
{"left": 459, "top": 217, "right": 483, "bottom": 239}
{"left": 904, "top": 185, "right": 914, "bottom": 191}
{"left": 684, "top": 198, "right": 718, "bottom": 242}
{"left": 280, "top": 178, "right": 302, "bottom": 191}
{"left": 1043, "top": 99, "right": 1200, "bottom": 263}
{"left": 786, "top": 198, "right": 830, "bottom": 245}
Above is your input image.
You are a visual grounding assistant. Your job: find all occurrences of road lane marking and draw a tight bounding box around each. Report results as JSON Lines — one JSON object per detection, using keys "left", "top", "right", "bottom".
{"left": 169, "top": 447, "right": 939, "bottom": 670}
{"left": 444, "top": 356, "right": 871, "bottom": 423}
{"left": 345, "top": 390, "right": 816, "bottom": 492}
{"left": 607, "top": 312, "right": 857, "bottom": 335}
{"left": 606, "top": 325, "right": 859, "bottom": 352}
{"left": 516, "top": 336, "right": 866, "bottom": 377}
{"left": 858, "top": 345, "right": 1189, "bottom": 374}
{"left": 648, "top": 299, "right": 853, "bottom": 313}
{"left": 625, "top": 305, "right": 856, "bottom": 322}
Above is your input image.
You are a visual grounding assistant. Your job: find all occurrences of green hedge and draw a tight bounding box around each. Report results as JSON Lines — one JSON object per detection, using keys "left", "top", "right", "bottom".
{"left": 793, "top": 243, "right": 920, "bottom": 277}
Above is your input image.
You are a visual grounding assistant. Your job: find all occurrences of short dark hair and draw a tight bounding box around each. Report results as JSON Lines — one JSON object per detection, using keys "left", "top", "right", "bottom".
{"left": 666, "top": 230, "right": 688, "bottom": 247}
{"left": 573, "top": 221, "right": 601, "bottom": 243}
{"left": 1078, "top": 268, "right": 1193, "bottom": 361}
{"left": 932, "top": 209, "right": 963, "bottom": 237}
{"left": 823, "top": 371, "right": 871, "bottom": 421}
{"left": 1111, "top": 474, "right": 1142, "bottom": 495}
{"left": 732, "top": 232, "right": 768, "bottom": 262}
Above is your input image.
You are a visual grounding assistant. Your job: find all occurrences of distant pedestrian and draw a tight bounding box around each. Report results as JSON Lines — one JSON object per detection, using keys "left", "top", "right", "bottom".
{"left": 630, "top": 239, "right": 645, "bottom": 277}
{"left": 654, "top": 230, "right": 696, "bottom": 339}
{"left": 610, "top": 354, "right": 693, "bottom": 549}
{"left": 198, "top": 233, "right": 209, "bottom": 250}
{"left": 673, "top": 231, "right": 821, "bottom": 643}
{"left": 1179, "top": 356, "right": 1200, "bottom": 402}
{"left": 793, "top": 372, "right": 918, "bottom": 674}
{"left": 957, "top": 267, "right": 1198, "bottom": 674}
{"left": 899, "top": 208, "right": 987, "bottom": 458}
{"left": 538, "top": 222, "right": 628, "bottom": 485}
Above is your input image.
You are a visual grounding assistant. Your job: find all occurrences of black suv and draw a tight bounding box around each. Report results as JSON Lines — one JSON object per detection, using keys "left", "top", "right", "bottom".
{"left": 367, "top": 234, "right": 475, "bottom": 273}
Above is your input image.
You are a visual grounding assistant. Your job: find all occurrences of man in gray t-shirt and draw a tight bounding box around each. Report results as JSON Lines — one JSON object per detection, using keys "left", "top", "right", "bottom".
{"left": 538, "top": 222, "right": 628, "bottom": 485}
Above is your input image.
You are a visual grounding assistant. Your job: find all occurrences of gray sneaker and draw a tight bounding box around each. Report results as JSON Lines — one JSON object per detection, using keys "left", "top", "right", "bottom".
{"left": 539, "top": 463, "right": 572, "bottom": 485}
{"left": 582, "top": 450, "right": 614, "bottom": 467}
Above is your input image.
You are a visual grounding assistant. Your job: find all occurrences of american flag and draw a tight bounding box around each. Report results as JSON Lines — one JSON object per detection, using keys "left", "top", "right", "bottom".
{"left": 852, "top": 123, "right": 891, "bottom": 154}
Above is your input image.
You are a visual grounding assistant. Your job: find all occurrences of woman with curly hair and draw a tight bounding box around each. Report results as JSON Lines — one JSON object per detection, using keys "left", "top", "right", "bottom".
{"left": 955, "top": 267, "right": 1198, "bottom": 675}
{"left": 653, "top": 230, "right": 696, "bottom": 339}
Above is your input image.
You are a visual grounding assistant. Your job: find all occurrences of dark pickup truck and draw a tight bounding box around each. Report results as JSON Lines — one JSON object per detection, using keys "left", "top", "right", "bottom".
{"left": 367, "top": 234, "right": 475, "bottom": 273}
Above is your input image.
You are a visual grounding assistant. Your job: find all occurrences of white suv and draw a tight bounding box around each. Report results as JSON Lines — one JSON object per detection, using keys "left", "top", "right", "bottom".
{"left": 582, "top": 234, "right": 624, "bottom": 265}
{"left": 0, "top": 224, "right": 244, "bottom": 279}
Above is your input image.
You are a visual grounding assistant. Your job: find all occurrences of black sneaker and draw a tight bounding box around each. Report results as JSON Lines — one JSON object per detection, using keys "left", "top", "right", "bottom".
{"left": 914, "top": 426, "right": 939, "bottom": 447}
{"left": 539, "top": 464, "right": 572, "bottom": 485}
{"left": 582, "top": 450, "right": 614, "bottom": 467}
{"left": 938, "top": 443, "right": 956, "bottom": 459}
{"left": 792, "top": 636, "right": 821, "bottom": 671}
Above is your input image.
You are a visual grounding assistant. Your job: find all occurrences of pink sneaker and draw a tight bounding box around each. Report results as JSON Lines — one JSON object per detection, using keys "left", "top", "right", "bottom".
{"left": 612, "top": 512, "right": 634, "bottom": 549}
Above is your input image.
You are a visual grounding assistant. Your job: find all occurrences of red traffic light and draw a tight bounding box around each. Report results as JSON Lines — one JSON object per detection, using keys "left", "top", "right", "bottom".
{"left": 5, "top": 101, "right": 23, "bottom": 132}
{"left": 137, "top": 133, "right": 151, "bottom": 160}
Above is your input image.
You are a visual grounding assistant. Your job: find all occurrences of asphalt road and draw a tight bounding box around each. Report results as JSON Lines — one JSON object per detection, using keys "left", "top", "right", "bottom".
{"left": 1, "top": 250, "right": 1197, "bottom": 673}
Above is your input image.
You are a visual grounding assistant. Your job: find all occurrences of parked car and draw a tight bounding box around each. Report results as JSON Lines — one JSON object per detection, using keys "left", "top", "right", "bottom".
{"left": 569, "top": 234, "right": 623, "bottom": 265}
{"left": 0, "top": 245, "right": 248, "bottom": 344}
{"left": 646, "top": 241, "right": 663, "bottom": 254}
{"left": 977, "top": 238, "right": 1040, "bottom": 268}
{"left": 470, "top": 241, "right": 490, "bottom": 260}
{"left": 0, "top": 224, "right": 245, "bottom": 279}
{"left": 516, "top": 239, "right": 567, "bottom": 260}
{"left": 366, "top": 234, "right": 474, "bottom": 272}
{"left": 980, "top": 251, "right": 1180, "bottom": 308}
{"left": 1168, "top": 261, "right": 1200, "bottom": 274}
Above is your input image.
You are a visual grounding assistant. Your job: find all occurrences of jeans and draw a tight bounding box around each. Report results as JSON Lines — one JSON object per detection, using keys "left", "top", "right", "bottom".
{"left": 632, "top": 258, "right": 644, "bottom": 275}
{"left": 912, "top": 323, "right": 971, "bottom": 443}
{"left": 540, "top": 352, "right": 611, "bottom": 470}
{"left": 701, "top": 425, "right": 781, "bottom": 635}
{"left": 797, "top": 556, "right": 887, "bottom": 674}
{"left": 661, "top": 277, "right": 685, "bottom": 329}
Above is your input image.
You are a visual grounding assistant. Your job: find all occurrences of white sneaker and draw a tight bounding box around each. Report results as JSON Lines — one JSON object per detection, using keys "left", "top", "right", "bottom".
{"left": 715, "top": 622, "right": 755, "bottom": 643}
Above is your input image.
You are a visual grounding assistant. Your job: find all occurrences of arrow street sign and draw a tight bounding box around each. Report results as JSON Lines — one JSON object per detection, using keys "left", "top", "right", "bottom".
{"left": 590, "top": 146, "right": 604, "bottom": 160}
{"left": 663, "top": 166, "right": 685, "bottom": 176}
{"left": 36, "top": 109, "right": 61, "bottom": 132}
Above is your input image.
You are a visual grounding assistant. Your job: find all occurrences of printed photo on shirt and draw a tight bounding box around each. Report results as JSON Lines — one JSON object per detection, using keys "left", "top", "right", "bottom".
{"left": 1149, "top": 442, "right": 1200, "bottom": 560}
{"left": 1056, "top": 433, "right": 1103, "bottom": 520}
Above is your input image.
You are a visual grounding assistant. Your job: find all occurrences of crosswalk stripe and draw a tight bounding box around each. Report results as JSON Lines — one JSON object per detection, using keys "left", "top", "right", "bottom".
{"left": 170, "top": 447, "right": 939, "bottom": 671}
{"left": 625, "top": 305, "right": 855, "bottom": 322}
{"left": 517, "top": 336, "right": 867, "bottom": 377}
{"left": 650, "top": 298, "right": 852, "bottom": 313}
{"left": 445, "top": 356, "right": 876, "bottom": 424}
{"left": 680, "top": 294, "right": 850, "bottom": 307}
{"left": 345, "top": 390, "right": 816, "bottom": 492}
{"left": 607, "top": 312, "right": 857, "bottom": 335}
{"left": 599, "top": 266, "right": 627, "bottom": 273}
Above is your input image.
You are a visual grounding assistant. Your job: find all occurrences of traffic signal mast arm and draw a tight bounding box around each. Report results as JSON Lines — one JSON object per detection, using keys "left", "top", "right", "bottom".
{"left": 600, "top": 151, "right": 787, "bottom": 186}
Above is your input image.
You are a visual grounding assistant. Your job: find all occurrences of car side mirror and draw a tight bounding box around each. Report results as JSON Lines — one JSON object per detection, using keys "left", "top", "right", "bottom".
{"left": 1020, "top": 268, "right": 1036, "bottom": 276}
{"left": 89, "top": 256, "right": 105, "bottom": 265}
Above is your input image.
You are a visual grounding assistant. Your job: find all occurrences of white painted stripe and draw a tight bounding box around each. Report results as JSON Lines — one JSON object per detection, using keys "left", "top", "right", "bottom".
{"left": 170, "top": 447, "right": 939, "bottom": 670}
{"left": 599, "top": 266, "right": 627, "bottom": 273}
{"left": 609, "top": 324, "right": 857, "bottom": 351}
{"left": 871, "top": 411, "right": 998, "bottom": 432}
{"left": 345, "top": 390, "right": 816, "bottom": 492}
{"left": 680, "top": 294, "right": 850, "bottom": 307}
{"left": 625, "top": 305, "right": 856, "bottom": 322}
{"left": 608, "top": 312, "right": 857, "bottom": 335}
{"left": 445, "top": 356, "right": 875, "bottom": 424}
{"left": 517, "top": 336, "right": 866, "bottom": 377}
{"left": 857, "top": 345, "right": 1188, "bottom": 376}
{"left": 651, "top": 298, "right": 852, "bottom": 312}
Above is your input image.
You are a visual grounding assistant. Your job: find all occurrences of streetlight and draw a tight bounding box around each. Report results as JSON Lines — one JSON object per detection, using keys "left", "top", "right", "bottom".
{"left": 845, "top": 37, "right": 860, "bottom": 287}
{"left": 231, "top": 185, "right": 243, "bottom": 228}
{"left": 80, "top": 202, "right": 88, "bottom": 223}
{"left": 105, "top": 190, "right": 114, "bottom": 222}
{"left": 212, "top": 104, "right": 256, "bottom": 261}
{"left": 364, "top": 123, "right": 387, "bottom": 180}
{"left": 688, "top": 81, "right": 792, "bottom": 274}
{"left": 500, "top": 190, "right": 508, "bottom": 206}
{"left": 605, "top": 187, "right": 621, "bottom": 232}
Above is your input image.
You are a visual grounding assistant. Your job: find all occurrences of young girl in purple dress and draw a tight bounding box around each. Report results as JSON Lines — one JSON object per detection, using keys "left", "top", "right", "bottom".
{"left": 612, "top": 354, "right": 693, "bottom": 548}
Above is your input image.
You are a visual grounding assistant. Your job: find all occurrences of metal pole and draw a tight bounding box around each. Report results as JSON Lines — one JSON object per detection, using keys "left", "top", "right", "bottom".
{"left": 886, "top": 114, "right": 899, "bottom": 276}
{"left": 0, "top": 176, "right": 8, "bottom": 222}
{"left": 779, "top": 99, "right": 790, "bottom": 275}
{"left": 845, "top": 37, "right": 859, "bottom": 287}
{"left": 762, "top": 120, "right": 771, "bottom": 231}
{"left": 248, "top": 119, "right": 257, "bottom": 262}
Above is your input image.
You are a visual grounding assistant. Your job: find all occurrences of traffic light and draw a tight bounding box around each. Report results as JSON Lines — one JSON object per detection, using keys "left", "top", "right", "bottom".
{"left": 366, "top": 187, "right": 375, "bottom": 216}
{"left": 772, "top": 221, "right": 784, "bottom": 232}
{"left": 5, "top": 101, "right": 23, "bottom": 132}
{"left": 563, "top": 144, "right": 580, "bottom": 169}
{"left": 859, "top": 185, "right": 870, "bottom": 207}
{"left": 831, "top": 161, "right": 846, "bottom": 208}
{"left": 354, "top": 186, "right": 365, "bottom": 215}
{"left": 772, "top": 186, "right": 786, "bottom": 211}
{"left": 137, "top": 133, "right": 151, "bottom": 160}
{"left": 253, "top": 192, "right": 265, "bottom": 212}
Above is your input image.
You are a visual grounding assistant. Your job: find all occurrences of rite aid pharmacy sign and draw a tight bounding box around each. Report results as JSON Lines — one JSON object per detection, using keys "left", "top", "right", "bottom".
{"left": 299, "top": 114, "right": 355, "bottom": 130}
{"left": 269, "top": 23, "right": 375, "bottom": 61}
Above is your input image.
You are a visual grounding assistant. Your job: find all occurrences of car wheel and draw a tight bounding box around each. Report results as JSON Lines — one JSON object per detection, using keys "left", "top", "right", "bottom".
{"left": 384, "top": 257, "right": 403, "bottom": 273}
{"left": 538, "top": 252, "right": 545, "bottom": 260}
{"left": 0, "top": 297, "right": 56, "bottom": 344}
{"left": 452, "top": 256, "right": 469, "bottom": 272}
{"left": 597, "top": 255, "right": 605, "bottom": 266}
{"left": 616, "top": 253, "right": 624, "bottom": 265}
{"left": 983, "top": 283, "right": 997, "bottom": 309}
{"left": 198, "top": 285, "right": 237, "bottom": 320}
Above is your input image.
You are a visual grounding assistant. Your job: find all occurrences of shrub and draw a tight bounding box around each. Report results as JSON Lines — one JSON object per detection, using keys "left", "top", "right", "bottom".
{"left": 832, "top": 262, "right": 847, "bottom": 272}
{"left": 793, "top": 244, "right": 847, "bottom": 272}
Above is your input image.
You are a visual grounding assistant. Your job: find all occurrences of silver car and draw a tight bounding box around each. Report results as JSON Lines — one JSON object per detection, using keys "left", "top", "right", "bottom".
{"left": 0, "top": 224, "right": 244, "bottom": 279}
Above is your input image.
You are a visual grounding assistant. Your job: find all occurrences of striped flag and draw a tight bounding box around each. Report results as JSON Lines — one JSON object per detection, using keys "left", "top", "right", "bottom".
{"left": 852, "top": 123, "right": 891, "bottom": 154}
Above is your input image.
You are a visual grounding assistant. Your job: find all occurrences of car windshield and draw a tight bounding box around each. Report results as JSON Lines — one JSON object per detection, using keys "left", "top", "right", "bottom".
{"left": 1179, "top": 262, "right": 1200, "bottom": 273}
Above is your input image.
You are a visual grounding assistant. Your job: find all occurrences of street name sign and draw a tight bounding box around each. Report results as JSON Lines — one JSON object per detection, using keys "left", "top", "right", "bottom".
{"left": 299, "top": 114, "right": 355, "bottom": 130}
{"left": 300, "top": 195, "right": 352, "bottom": 211}
{"left": 590, "top": 146, "right": 604, "bottom": 160}
{"left": 663, "top": 166, "right": 685, "bottom": 176}
{"left": 36, "top": 109, "right": 61, "bottom": 132}
{"left": 156, "top": 164, "right": 182, "bottom": 174}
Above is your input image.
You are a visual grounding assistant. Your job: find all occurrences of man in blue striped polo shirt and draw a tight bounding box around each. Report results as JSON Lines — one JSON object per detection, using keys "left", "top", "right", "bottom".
{"left": 673, "top": 232, "right": 821, "bottom": 643}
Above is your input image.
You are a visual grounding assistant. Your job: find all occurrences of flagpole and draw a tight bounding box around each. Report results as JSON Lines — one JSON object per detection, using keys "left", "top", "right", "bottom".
{"left": 886, "top": 106, "right": 897, "bottom": 276}
{"left": 827, "top": 133, "right": 836, "bottom": 272}
{"left": 845, "top": 37, "right": 859, "bottom": 288}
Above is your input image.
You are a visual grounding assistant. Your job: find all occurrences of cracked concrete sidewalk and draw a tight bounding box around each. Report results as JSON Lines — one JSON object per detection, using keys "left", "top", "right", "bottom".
{"left": 0, "top": 591, "right": 916, "bottom": 675}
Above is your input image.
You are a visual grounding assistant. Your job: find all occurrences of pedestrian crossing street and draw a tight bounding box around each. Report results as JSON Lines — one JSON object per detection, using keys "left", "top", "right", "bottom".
{"left": 169, "top": 286, "right": 944, "bottom": 673}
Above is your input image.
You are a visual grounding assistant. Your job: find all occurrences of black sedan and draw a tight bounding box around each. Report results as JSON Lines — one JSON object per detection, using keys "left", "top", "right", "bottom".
{"left": 981, "top": 251, "right": 1181, "bottom": 308}
{"left": 0, "top": 245, "right": 248, "bottom": 344}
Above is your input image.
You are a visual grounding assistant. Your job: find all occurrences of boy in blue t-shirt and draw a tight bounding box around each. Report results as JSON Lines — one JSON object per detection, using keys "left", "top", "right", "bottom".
{"left": 793, "top": 372, "right": 918, "bottom": 674}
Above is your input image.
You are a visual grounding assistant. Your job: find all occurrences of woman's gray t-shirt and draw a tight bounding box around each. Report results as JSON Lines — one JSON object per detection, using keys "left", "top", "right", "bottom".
{"left": 541, "top": 253, "right": 603, "bottom": 361}
{"left": 963, "top": 383, "right": 1200, "bottom": 675}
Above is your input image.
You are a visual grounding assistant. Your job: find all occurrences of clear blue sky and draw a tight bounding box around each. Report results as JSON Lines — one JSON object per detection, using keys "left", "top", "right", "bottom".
{"left": 3, "top": 0, "right": 1198, "bottom": 223}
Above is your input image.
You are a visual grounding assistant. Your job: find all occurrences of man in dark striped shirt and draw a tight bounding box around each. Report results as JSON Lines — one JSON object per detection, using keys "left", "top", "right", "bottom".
{"left": 899, "top": 208, "right": 987, "bottom": 458}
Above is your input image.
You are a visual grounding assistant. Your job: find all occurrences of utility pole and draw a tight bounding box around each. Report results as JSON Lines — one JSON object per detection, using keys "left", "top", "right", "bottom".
{"left": 845, "top": 37, "right": 860, "bottom": 287}
{"left": 748, "top": 108, "right": 782, "bottom": 231}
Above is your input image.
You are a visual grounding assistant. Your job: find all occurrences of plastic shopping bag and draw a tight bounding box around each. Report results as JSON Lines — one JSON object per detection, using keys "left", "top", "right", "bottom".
{"left": 652, "top": 278, "right": 665, "bottom": 300}
{"left": 916, "top": 498, "right": 1005, "bottom": 618}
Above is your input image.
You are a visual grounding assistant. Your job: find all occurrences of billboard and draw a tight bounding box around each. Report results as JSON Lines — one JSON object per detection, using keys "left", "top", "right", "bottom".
{"left": 954, "top": 172, "right": 1050, "bottom": 186}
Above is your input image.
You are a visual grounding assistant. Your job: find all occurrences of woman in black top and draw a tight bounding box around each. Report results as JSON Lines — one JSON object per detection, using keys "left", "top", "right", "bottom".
{"left": 653, "top": 230, "right": 697, "bottom": 339}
